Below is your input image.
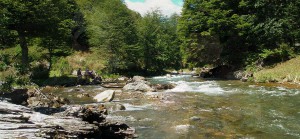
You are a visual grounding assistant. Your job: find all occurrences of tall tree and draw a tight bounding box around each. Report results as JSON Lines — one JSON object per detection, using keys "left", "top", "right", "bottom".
{"left": 0, "top": 0, "right": 76, "bottom": 69}
{"left": 178, "top": 0, "right": 300, "bottom": 68}
{"left": 138, "top": 11, "right": 182, "bottom": 73}
{"left": 76, "top": 0, "right": 140, "bottom": 72}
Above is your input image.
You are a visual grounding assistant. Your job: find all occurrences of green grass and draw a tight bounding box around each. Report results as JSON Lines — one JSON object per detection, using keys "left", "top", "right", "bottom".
{"left": 254, "top": 56, "right": 300, "bottom": 83}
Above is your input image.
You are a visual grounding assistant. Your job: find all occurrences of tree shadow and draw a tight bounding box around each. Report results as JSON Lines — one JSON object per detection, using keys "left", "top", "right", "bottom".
{"left": 33, "top": 76, "right": 78, "bottom": 87}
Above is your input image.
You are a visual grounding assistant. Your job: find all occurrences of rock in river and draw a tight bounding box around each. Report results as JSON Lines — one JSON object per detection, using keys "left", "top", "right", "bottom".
{"left": 0, "top": 101, "right": 100, "bottom": 138}
{"left": 94, "top": 90, "right": 115, "bottom": 102}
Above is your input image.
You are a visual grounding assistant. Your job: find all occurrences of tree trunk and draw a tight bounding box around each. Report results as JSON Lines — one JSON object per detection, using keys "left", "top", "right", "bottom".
{"left": 19, "top": 34, "right": 29, "bottom": 68}
{"left": 48, "top": 47, "right": 53, "bottom": 77}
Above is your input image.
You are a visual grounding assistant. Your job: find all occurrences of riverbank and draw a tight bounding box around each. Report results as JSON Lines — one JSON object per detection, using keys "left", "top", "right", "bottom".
{"left": 254, "top": 56, "right": 300, "bottom": 84}
{"left": 0, "top": 88, "right": 136, "bottom": 138}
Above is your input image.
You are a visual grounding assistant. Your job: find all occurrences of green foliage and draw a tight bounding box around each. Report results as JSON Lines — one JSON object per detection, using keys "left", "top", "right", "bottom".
{"left": 76, "top": 0, "right": 140, "bottom": 72}
{"left": 50, "top": 58, "right": 72, "bottom": 77}
{"left": 0, "top": 0, "right": 77, "bottom": 68}
{"left": 259, "top": 43, "right": 296, "bottom": 66}
{"left": 0, "top": 75, "right": 14, "bottom": 93}
{"left": 254, "top": 56, "right": 300, "bottom": 83}
{"left": 0, "top": 66, "right": 32, "bottom": 92}
{"left": 137, "top": 11, "right": 182, "bottom": 73}
{"left": 75, "top": 1, "right": 182, "bottom": 74}
{"left": 178, "top": 0, "right": 300, "bottom": 69}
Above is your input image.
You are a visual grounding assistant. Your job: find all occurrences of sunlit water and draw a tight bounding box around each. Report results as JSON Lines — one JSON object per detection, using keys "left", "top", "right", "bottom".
{"left": 52, "top": 75, "right": 300, "bottom": 139}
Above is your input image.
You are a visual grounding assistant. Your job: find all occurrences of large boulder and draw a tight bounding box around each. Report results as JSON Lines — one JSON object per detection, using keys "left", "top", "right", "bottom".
{"left": 123, "top": 81, "right": 154, "bottom": 92}
{"left": 123, "top": 76, "right": 154, "bottom": 92}
{"left": 0, "top": 101, "right": 136, "bottom": 138}
{"left": 0, "top": 101, "right": 101, "bottom": 139}
{"left": 94, "top": 90, "right": 115, "bottom": 102}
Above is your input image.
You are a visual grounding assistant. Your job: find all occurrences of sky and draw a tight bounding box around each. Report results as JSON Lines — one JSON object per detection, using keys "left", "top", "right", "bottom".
{"left": 124, "top": 0, "right": 184, "bottom": 16}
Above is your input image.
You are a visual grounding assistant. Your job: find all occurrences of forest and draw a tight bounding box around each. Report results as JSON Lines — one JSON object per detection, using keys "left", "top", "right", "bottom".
{"left": 1, "top": 0, "right": 300, "bottom": 91}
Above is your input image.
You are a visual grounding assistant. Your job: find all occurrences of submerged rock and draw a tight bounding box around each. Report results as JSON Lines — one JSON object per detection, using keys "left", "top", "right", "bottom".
{"left": 151, "top": 84, "right": 175, "bottom": 90}
{"left": 190, "top": 116, "right": 201, "bottom": 121}
{"left": 174, "top": 124, "right": 194, "bottom": 134}
{"left": 94, "top": 90, "right": 115, "bottom": 102}
{"left": 77, "top": 92, "right": 90, "bottom": 98}
{"left": 104, "top": 103, "right": 126, "bottom": 111}
{"left": 102, "top": 83, "right": 126, "bottom": 88}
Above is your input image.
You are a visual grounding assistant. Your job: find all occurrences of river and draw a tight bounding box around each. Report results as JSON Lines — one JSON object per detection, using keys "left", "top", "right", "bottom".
{"left": 52, "top": 75, "right": 300, "bottom": 139}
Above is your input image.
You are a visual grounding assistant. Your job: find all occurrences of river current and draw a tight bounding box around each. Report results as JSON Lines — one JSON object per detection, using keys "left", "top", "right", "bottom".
{"left": 54, "top": 75, "right": 300, "bottom": 139}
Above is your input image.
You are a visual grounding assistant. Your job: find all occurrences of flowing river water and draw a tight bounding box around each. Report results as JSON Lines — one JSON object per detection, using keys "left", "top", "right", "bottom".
{"left": 51, "top": 75, "right": 300, "bottom": 139}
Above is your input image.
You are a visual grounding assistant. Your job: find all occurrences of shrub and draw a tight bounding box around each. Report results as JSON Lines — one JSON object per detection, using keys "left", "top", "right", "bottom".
{"left": 0, "top": 75, "right": 15, "bottom": 93}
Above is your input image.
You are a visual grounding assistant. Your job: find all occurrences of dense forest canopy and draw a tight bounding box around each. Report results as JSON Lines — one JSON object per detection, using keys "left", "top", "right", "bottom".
{"left": 0, "top": 0, "right": 299, "bottom": 89}
{"left": 178, "top": 0, "right": 300, "bottom": 68}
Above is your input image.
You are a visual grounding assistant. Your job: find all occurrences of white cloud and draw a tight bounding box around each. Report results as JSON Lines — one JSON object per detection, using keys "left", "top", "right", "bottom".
{"left": 124, "top": 0, "right": 182, "bottom": 16}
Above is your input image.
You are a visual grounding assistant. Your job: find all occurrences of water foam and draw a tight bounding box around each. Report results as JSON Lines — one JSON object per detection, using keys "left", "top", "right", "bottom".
{"left": 166, "top": 81, "right": 224, "bottom": 95}
{"left": 173, "top": 124, "right": 194, "bottom": 134}
{"left": 122, "top": 103, "right": 151, "bottom": 111}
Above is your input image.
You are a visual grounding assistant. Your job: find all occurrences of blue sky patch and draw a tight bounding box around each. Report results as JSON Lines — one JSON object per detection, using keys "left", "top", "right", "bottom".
{"left": 171, "top": 0, "right": 183, "bottom": 6}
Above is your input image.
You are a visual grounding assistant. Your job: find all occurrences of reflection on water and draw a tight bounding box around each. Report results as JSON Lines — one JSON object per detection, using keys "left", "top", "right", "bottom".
{"left": 53, "top": 75, "right": 300, "bottom": 139}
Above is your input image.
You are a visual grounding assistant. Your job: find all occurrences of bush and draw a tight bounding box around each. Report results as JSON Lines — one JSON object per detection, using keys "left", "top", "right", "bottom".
{"left": 0, "top": 66, "right": 32, "bottom": 92}
{"left": 259, "top": 43, "right": 295, "bottom": 66}
{"left": 50, "top": 57, "right": 72, "bottom": 77}
{"left": 0, "top": 75, "right": 14, "bottom": 93}
{"left": 30, "top": 61, "right": 50, "bottom": 79}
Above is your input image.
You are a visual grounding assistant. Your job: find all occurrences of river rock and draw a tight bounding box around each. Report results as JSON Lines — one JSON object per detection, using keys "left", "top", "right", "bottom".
{"left": 171, "top": 70, "right": 178, "bottom": 74}
{"left": 0, "top": 89, "right": 29, "bottom": 105}
{"left": 241, "top": 77, "right": 248, "bottom": 82}
{"left": 94, "top": 90, "right": 115, "bottom": 102}
{"left": 115, "top": 90, "right": 123, "bottom": 93}
{"left": 115, "top": 103, "right": 126, "bottom": 110}
{"left": 123, "top": 81, "right": 154, "bottom": 92}
{"left": 151, "top": 84, "right": 175, "bottom": 90}
{"left": 0, "top": 101, "right": 136, "bottom": 138}
{"left": 190, "top": 116, "right": 201, "bottom": 121}
{"left": 174, "top": 124, "right": 194, "bottom": 134}
{"left": 123, "top": 76, "right": 153, "bottom": 92}
{"left": 27, "top": 90, "right": 70, "bottom": 108}
{"left": 102, "top": 83, "right": 126, "bottom": 88}
{"left": 56, "top": 104, "right": 107, "bottom": 123}
{"left": 0, "top": 101, "right": 100, "bottom": 139}
{"left": 105, "top": 103, "right": 126, "bottom": 111}
{"left": 77, "top": 92, "right": 90, "bottom": 98}
{"left": 117, "top": 76, "right": 129, "bottom": 82}
{"left": 132, "top": 76, "right": 146, "bottom": 82}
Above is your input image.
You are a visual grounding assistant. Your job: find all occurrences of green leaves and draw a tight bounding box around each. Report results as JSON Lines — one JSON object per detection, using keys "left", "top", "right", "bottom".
{"left": 137, "top": 11, "right": 181, "bottom": 73}
{"left": 178, "top": 0, "right": 300, "bottom": 68}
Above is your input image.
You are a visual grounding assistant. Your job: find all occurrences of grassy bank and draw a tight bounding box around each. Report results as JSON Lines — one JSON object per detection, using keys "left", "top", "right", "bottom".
{"left": 254, "top": 56, "right": 300, "bottom": 83}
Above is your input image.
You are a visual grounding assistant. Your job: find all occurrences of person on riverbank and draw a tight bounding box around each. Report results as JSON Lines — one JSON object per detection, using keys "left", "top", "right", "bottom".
{"left": 84, "top": 68, "right": 90, "bottom": 82}
{"left": 77, "top": 68, "right": 82, "bottom": 79}
{"left": 76, "top": 68, "right": 83, "bottom": 84}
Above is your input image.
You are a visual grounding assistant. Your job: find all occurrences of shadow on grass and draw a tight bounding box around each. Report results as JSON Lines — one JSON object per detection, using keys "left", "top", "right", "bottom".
{"left": 33, "top": 76, "right": 78, "bottom": 87}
